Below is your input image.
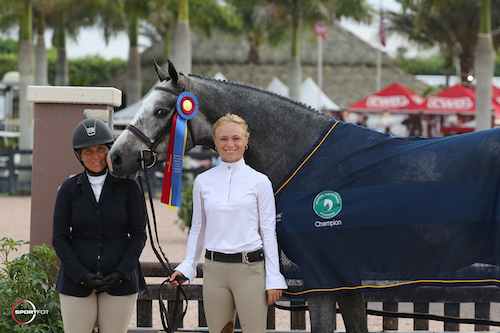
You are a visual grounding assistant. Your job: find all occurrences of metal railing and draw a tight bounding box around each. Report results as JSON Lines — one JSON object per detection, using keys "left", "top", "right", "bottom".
{"left": 0, "top": 148, "right": 32, "bottom": 195}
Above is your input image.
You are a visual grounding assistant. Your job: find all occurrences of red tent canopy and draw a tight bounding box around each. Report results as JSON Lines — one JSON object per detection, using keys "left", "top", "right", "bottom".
{"left": 493, "top": 85, "right": 500, "bottom": 102}
{"left": 426, "top": 84, "right": 500, "bottom": 116}
{"left": 347, "top": 82, "right": 426, "bottom": 112}
{"left": 472, "top": 84, "right": 500, "bottom": 107}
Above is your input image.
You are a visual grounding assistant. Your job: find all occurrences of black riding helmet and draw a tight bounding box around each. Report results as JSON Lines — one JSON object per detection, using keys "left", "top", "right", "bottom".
{"left": 73, "top": 118, "right": 114, "bottom": 149}
{"left": 73, "top": 118, "right": 114, "bottom": 176}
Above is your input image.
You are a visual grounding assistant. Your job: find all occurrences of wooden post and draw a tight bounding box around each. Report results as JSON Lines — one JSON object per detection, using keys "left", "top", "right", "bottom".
{"left": 475, "top": 302, "right": 490, "bottom": 331}
{"left": 413, "top": 302, "right": 430, "bottom": 330}
{"left": 383, "top": 302, "right": 398, "bottom": 330}
{"left": 27, "top": 85, "right": 121, "bottom": 251}
{"left": 444, "top": 302, "right": 460, "bottom": 331}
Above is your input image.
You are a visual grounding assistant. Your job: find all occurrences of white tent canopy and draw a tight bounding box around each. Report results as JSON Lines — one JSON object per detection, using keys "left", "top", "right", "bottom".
{"left": 266, "top": 77, "right": 289, "bottom": 97}
{"left": 266, "top": 76, "right": 339, "bottom": 111}
{"left": 301, "top": 77, "right": 339, "bottom": 111}
{"left": 213, "top": 72, "right": 227, "bottom": 81}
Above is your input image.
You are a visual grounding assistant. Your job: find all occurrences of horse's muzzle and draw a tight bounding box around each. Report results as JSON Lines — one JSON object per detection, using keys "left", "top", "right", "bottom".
{"left": 108, "top": 149, "right": 142, "bottom": 179}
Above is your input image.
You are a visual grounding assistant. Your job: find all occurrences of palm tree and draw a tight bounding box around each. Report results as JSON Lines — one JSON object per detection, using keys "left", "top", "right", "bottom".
{"left": 147, "top": 0, "right": 241, "bottom": 69}
{"left": 475, "top": 0, "right": 494, "bottom": 131}
{"left": 171, "top": 0, "right": 191, "bottom": 74}
{"left": 386, "top": 4, "right": 455, "bottom": 87}
{"left": 48, "top": 0, "right": 106, "bottom": 86}
{"left": 262, "top": 0, "right": 372, "bottom": 101}
{"left": 97, "top": 0, "right": 151, "bottom": 106}
{"left": 393, "top": 0, "right": 500, "bottom": 88}
{"left": 146, "top": 0, "right": 175, "bottom": 64}
{"left": 33, "top": 4, "right": 49, "bottom": 86}
{"left": 18, "top": 0, "right": 35, "bottom": 184}
{"left": 224, "top": 0, "right": 286, "bottom": 65}
{"left": 392, "top": 0, "right": 500, "bottom": 131}
{"left": 122, "top": 0, "right": 150, "bottom": 105}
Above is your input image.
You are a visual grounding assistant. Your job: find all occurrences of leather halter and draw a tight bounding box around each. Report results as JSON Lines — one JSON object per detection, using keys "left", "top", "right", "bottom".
{"left": 125, "top": 73, "right": 191, "bottom": 168}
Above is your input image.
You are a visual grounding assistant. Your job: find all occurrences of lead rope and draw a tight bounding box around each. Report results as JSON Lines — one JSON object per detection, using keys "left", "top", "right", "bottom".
{"left": 137, "top": 165, "right": 188, "bottom": 333}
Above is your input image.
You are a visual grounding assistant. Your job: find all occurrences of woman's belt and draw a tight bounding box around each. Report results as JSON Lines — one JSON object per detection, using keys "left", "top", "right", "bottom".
{"left": 205, "top": 248, "right": 264, "bottom": 263}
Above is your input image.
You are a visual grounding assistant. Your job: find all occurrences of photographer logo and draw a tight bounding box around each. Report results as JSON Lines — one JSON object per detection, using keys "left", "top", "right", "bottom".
{"left": 11, "top": 299, "right": 49, "bottom": 325}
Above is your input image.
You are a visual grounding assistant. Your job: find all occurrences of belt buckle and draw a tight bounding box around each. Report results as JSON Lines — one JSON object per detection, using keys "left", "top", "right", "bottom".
{"left": 243, "top": 252, "right": 250, "bottom": 264}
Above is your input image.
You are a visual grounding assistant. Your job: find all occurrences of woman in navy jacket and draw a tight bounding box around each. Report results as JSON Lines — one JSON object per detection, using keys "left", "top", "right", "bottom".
{"left": 53, "top": 118, "right": 147, "bottom": 333}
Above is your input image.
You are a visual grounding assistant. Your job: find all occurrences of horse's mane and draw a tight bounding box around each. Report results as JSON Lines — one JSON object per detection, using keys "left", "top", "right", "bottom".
{"left": 190, "top": 74, "right": 331, "bottom": 119}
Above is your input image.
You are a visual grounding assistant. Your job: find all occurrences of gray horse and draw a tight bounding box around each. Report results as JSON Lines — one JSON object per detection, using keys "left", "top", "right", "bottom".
{"left": 109, "top": 60, "right": 368, "bottom": 332}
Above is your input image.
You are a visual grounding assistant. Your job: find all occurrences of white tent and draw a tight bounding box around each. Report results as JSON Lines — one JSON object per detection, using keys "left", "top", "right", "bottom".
{"left": 266, "top": 77, "right": 289, "bottom": 97}
{"left": 213, "top": 72, "right": 227, "bottom": 81}
{"left": 266, "top": 76, "right": 339, "bottom": 111}
{"left": 301, "top": 77, "right": 339, "bottom": 111}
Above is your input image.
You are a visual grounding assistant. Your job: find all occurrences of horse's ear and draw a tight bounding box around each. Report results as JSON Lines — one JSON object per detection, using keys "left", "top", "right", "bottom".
{"left": 153, "top": 58, "right": 169, "bottom": 82}
{"left": 166, "top": 59, "right": 180, "bottom": 87}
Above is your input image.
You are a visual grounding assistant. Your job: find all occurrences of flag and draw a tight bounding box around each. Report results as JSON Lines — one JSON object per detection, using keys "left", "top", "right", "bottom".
{"left": 314, "top": 21, "right": 326, "bottom": 39}
{"left": 379, "top": 9, "right": 386, "bottom": 46}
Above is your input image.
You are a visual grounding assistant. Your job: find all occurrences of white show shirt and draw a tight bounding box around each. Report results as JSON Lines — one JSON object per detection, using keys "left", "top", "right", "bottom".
{"left": 175, "top": 158, "right": 287, "bottom": 290}
{"left": 88, "top": 172, "right": 106, "bottom": 202}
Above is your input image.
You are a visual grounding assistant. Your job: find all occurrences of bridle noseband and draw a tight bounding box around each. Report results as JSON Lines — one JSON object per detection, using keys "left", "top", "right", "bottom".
{"left": 125, "top": 73, "right": 192, "bottom": 169}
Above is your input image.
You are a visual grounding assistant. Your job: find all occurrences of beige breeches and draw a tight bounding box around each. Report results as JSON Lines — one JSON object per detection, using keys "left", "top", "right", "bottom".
{"left": 203, "top": 259, "right": 267, "bottom": 333}
{"left": 59, "top": 292, "right": 137, "bottom": 333}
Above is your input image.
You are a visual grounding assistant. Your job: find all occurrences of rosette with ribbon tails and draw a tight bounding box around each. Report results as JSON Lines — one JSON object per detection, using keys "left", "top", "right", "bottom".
{"left": 161, "top": 91, "right": 199, "bottom": 208}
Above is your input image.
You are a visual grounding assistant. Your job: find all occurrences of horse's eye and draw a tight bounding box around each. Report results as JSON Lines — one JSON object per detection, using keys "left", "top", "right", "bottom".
{"left": 156, "top": 108, "right": 168, "bottom": 117}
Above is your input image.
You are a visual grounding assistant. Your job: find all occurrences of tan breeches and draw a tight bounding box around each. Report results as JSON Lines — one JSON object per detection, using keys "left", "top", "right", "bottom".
{"left": 203, "top": 259, "right": 268, "bottom": 333}
{"left": 59, "top": 292, "right": 137, "bottom": 333}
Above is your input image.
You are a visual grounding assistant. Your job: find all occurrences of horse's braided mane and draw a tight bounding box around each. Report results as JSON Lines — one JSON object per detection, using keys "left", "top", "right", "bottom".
{"left": 189, "top": 74, "right": 329, "bottom": 118}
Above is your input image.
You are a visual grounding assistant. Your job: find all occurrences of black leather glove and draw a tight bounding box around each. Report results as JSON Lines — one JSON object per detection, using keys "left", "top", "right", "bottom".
{"left": 80, "top": 273, "right": 105, "bottom": 290}
{"left": 96, "top": 271, "right": 124, "bottom": 293}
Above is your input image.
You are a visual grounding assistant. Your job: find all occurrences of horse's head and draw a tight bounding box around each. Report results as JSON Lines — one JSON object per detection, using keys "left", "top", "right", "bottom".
{"left": 108, "top": 59, "right": 213, "bottom": 179}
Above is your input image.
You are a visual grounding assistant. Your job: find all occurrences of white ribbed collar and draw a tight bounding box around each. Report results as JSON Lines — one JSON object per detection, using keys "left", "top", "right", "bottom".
{"left": 87, "top": 171, "right": 107, "bottom": 186}
{"left": 219, "top": 157, "right": 245, "bottom": 174}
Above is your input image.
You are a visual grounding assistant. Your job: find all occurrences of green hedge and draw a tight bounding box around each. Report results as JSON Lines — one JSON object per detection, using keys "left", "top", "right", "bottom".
{"left": 0, "top": 54, "right": 18, "bottom": 80}
{"left": 49, "top": 56, "right": 127, "bottom": 86}
{"left": 0, "top": 38, "right": 127, "bottom": 87}
{"left": 395, "top": 56, "right": 500, "bottom": 77}
{"left": 0, "top": 238, "right": 63, "bottom": 332}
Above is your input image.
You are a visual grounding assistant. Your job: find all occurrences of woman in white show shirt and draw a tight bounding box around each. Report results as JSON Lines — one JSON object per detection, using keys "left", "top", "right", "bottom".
{"left": 169, "top": 113, "right": 287, "bottom": 333}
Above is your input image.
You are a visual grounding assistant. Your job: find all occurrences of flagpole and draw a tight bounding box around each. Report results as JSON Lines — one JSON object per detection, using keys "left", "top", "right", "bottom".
{"left": 377, "top": 1, "right": 385, "bottom": 92}
{"left": 376, "top": 46, "right": 381, "bottom": 92}
{"left": 314, "top": 21, "right": 326, "bottom": 111}
{"left": 318, "top": 34, "right": 323, "bottom": 110}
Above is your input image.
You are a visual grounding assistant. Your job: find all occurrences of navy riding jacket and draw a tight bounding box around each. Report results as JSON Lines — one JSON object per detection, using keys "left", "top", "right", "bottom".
{"left": 52, "top": 171, "right": 147, "bottom": 297}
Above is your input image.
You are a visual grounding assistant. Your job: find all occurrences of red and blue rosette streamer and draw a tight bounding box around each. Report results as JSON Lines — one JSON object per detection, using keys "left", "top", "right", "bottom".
{"left": 161, "top": 92, "right": 199, "bottom": 208}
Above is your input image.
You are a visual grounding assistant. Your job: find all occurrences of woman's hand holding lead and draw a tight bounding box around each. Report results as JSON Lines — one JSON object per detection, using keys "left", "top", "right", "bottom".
{"left": 168, "top": 270, "right": 187, "bottom": 288}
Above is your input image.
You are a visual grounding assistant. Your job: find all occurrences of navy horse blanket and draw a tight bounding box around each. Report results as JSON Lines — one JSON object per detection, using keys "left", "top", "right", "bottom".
{"left": 275, "top": 120, "right": 500, "bottom": 296}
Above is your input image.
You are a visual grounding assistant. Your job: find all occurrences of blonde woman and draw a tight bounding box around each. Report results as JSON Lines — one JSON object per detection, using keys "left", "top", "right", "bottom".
{"left": 169, "top": 113, "right": 287, "bottom": 332}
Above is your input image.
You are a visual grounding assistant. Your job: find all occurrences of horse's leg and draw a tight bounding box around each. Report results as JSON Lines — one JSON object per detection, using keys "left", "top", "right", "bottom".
{"left": 307, "top": 294, "right": 336, "bottom": 333}
{"left": 337, "top": 292, "right": 369, "bottom": 333}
